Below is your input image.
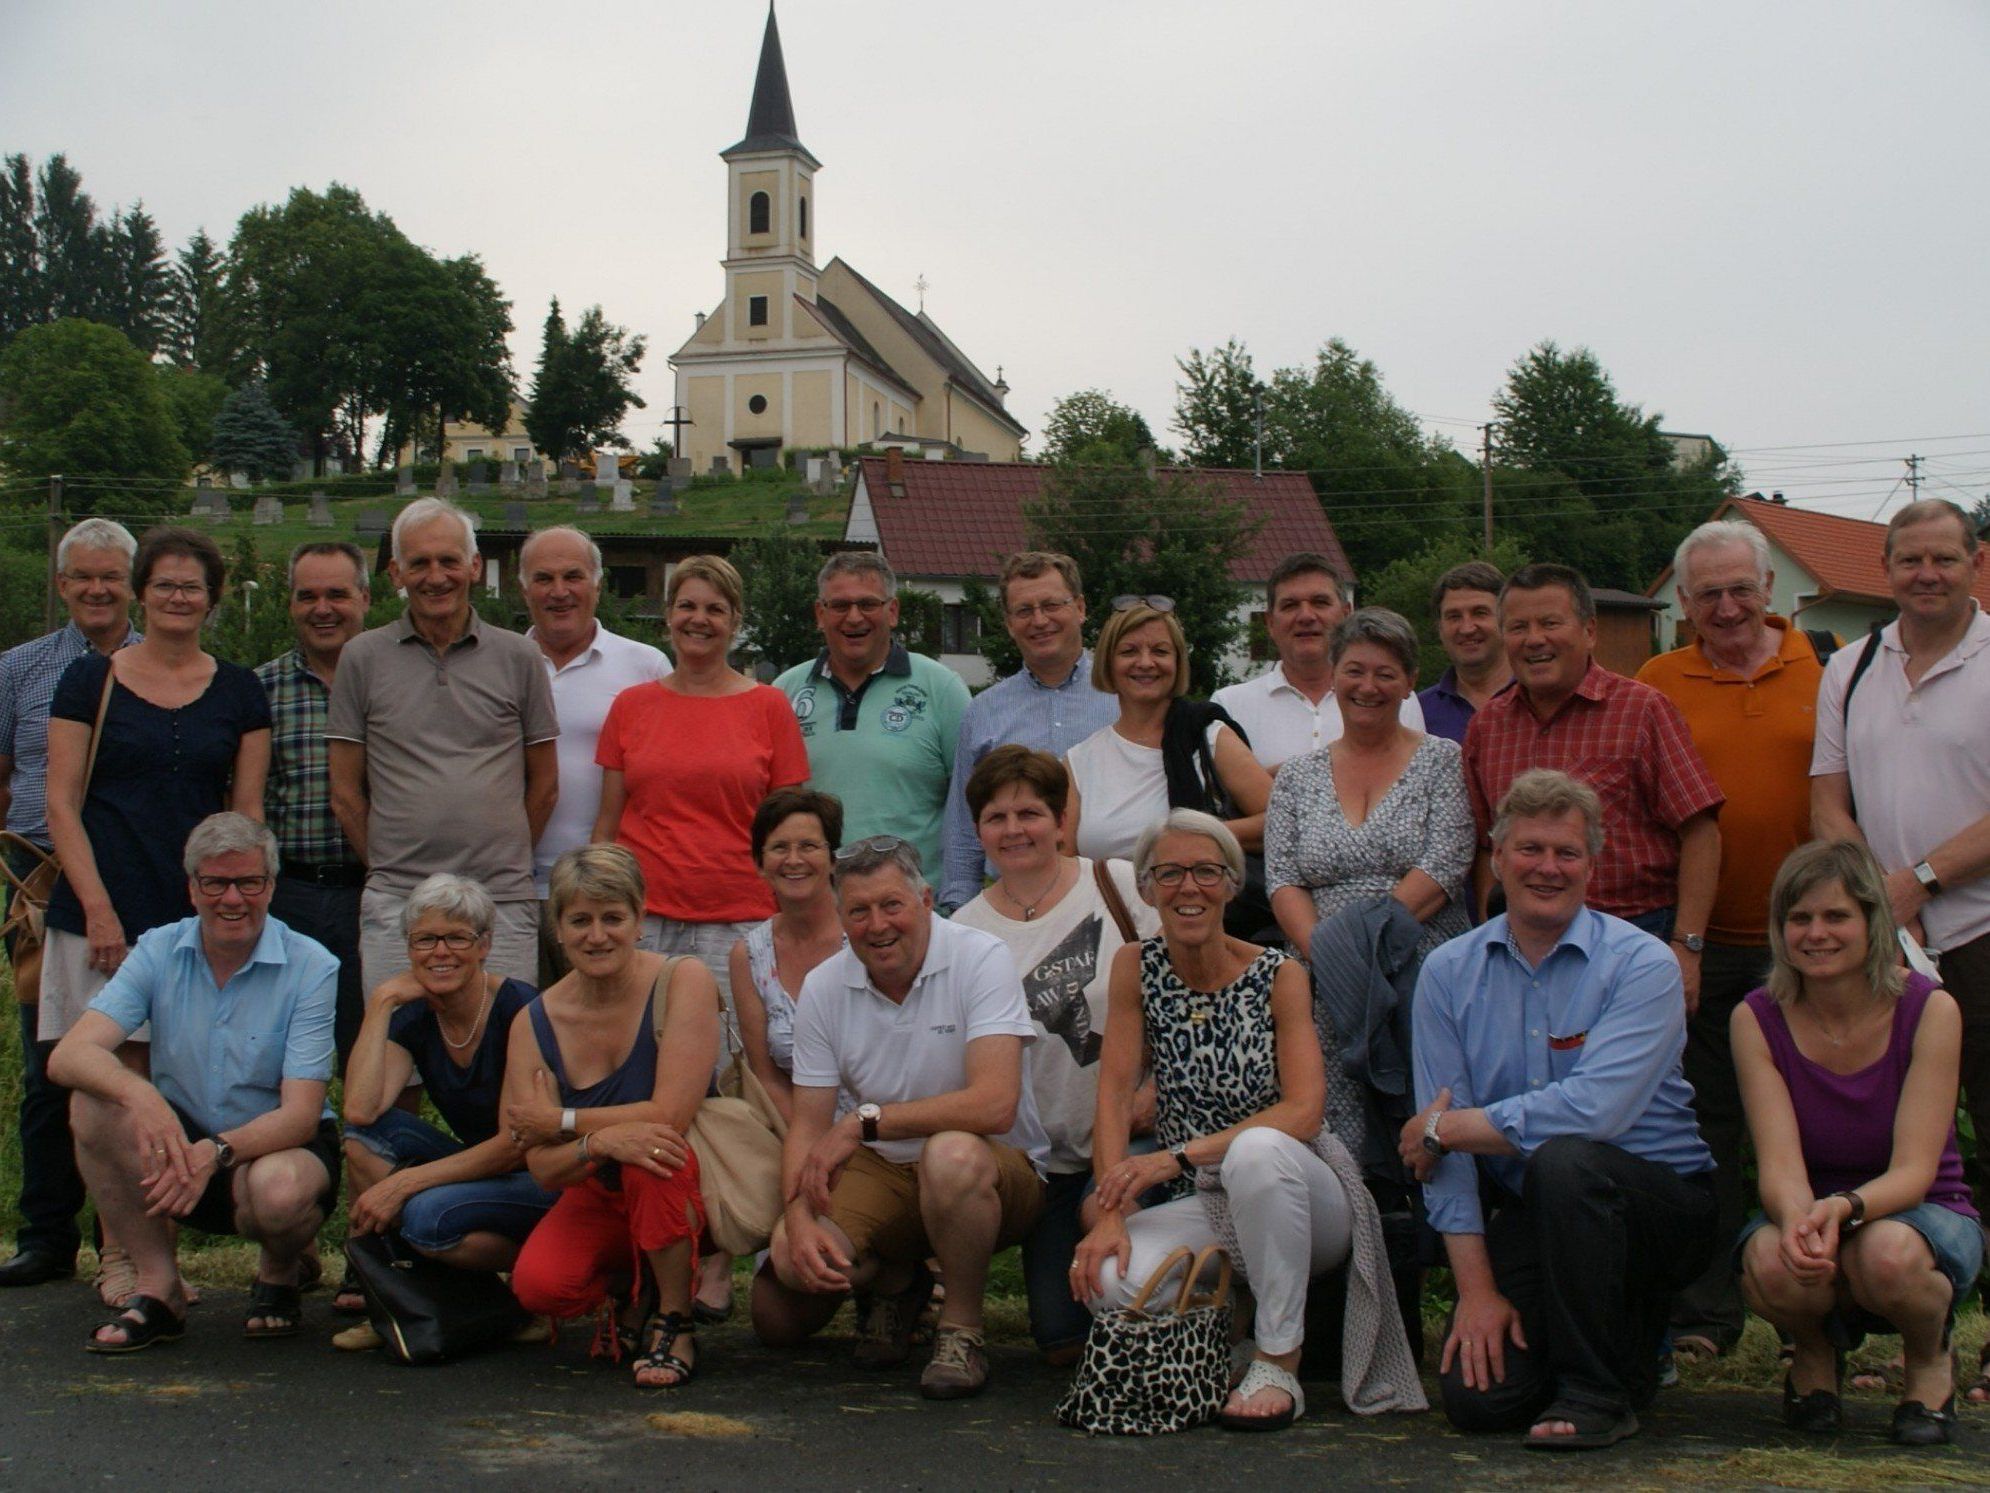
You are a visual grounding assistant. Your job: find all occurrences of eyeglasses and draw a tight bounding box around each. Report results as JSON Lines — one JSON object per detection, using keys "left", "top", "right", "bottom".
{"left": 1006, "top": 598, "right": 1076, "bottom": 623}
{"left": 765, "top": 838, "right": 829, "bottom": 857}
{"left": 1685, "top": 583, "right": 1765, "bottom": 609}
{"left": 820, "top": 597, "right": 890, "bottom": 617}
{"left": 836, "top": 834, "right": 912, "bottom": 861}
{"left": 148, "top": 580, "right": 210, "bottom": 600}
{"left": 1112, "top": 594, "right": 1175, "bottom": 614}
{"left": 194, "top": 874, "right": 270, "bottom": 897}
{"left": 1146, "top": 863, "right": 1231, "bottom": 889}
{"left": 410, "top": 931, "right": 480, "bottom": 952}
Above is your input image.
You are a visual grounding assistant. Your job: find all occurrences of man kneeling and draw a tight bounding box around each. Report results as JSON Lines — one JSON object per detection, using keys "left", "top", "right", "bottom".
{"left": 51, "top": 813, "right": 340, "bottom": 1351}
{"left": 1401, "top": 770, "right": 1717, "bottom": 1449}
{"left": 751, "top": 836, "right": 1048, "bottom": 1399}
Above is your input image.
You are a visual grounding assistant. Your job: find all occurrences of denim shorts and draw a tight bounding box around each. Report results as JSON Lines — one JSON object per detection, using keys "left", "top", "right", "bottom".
{"left": 1737, "top": 1200, "right": 1985, "bottom": 1339}
{"left": 345, "top": 1109, "right": 556, "bottom": 1253}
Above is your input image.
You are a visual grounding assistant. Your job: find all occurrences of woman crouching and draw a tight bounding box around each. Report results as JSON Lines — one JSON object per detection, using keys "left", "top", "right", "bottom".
{"left": 505, "top": 845, "right": 721, "bottom": 1388}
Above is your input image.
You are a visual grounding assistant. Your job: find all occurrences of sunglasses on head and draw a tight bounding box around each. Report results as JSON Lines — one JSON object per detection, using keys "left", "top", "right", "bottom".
{"left": 834, "top": 834, "right": 912, "bottom": 862}
{"left": 1111, "top": 594, "right": 1175, "bottom": 614}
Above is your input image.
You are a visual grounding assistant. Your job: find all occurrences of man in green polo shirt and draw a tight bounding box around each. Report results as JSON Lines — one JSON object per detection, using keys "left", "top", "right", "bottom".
{"left": 775, "top": 553, "right": 968, "bottom": 891}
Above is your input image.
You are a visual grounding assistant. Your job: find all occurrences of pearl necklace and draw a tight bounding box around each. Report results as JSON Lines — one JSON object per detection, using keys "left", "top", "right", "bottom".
{"left": 438, "top": 983, "right": 496, "bottom": 1051}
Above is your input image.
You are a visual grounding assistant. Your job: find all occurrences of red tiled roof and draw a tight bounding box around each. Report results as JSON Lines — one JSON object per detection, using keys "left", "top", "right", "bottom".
{"left": 854, "top": 459, "right": 1351, "bottom": 584}
{"left": 1685, "top": 496, "right": 1990, "bottom": 608}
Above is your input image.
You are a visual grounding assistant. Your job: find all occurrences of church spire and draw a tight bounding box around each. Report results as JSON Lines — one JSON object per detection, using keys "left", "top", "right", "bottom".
{"left": 724, "top": 4, "right": 817, "bottom": 165}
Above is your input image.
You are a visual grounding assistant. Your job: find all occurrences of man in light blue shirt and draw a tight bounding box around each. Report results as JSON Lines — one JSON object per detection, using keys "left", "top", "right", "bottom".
{"left": 52, "top": 813, "right": 341, "bottom": 1353}
{"left": 939, "top": 552, "right": 1118, "bottom": 912}
{"left": 1401, "top": 769, "right": 1715, "bottom": 1450}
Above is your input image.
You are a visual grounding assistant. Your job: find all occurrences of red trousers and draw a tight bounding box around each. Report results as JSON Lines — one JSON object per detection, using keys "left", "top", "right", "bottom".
{"left": 511, "top": 1153, "right": 705, "bottom": 1320}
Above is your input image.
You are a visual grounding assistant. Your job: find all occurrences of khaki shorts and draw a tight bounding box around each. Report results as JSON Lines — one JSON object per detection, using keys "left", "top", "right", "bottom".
{"left": 829, "top": 1139, "right": 1045, "bottom": 1265}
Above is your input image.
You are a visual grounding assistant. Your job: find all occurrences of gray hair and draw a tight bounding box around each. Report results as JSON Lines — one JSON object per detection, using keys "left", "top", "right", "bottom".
{"left": 401, "top": 873, "right": 495, "bottom": 939}
{"left": 1673, "top": 521, "right": 1770, "bottom": 594}
{"left": 520, "top": 525, "right": 603, "bottom": 582}
{"left": 1490, "top": 769, "right": 1605, "bottom": 857}
{"left": 816, "top": 549, "right": 896, "bottom": 599}
{"left": 831, "top": 835, "right": 925, "bottom": 892}
{"left": 182, "top": 812, "right": 281, "bottom": 879}
{"left": 391, "top": 497, "right": 478, "bottom": 563}
{"left": 286, "top": 540, "right": 370, "bottom": 593}
{"left": 57, "top": 518, "right": 137, "bottom": 571}
{"left": 1329, "top": 606, "right": 1420, "bottom": 676}
{"left": 1131, "top": 809, "right": 1245, "bottom": 887}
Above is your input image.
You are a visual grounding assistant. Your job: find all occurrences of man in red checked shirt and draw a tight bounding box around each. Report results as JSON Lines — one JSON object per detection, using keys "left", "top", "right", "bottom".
{"left": 1462, "top": 563, "right": 1724, "bottom": 1011}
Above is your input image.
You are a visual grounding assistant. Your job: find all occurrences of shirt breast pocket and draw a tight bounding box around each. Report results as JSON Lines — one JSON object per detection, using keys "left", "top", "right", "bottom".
{"left": 224, "top": 1027, "right": 287, "bottom": 1091}
{"left": 1570, "top": 756, "right": 1635, "bottom": 823}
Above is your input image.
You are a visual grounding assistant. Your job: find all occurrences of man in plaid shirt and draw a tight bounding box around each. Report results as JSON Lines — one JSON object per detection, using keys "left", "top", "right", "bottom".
{"left": 1462, "top": 563, "right": 1723, "bottom": 1010}
{"left": 255, "top": 541, "right": 371, "bottom": 1063}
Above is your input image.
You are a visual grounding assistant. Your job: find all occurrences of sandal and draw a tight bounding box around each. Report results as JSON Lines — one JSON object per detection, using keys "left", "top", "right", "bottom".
{"left": 589, "top": 1276, "right": 658, "bottom": 1365}
{"left": 93, "top": 1245, "right": 138, "bottom": 1310}
{"left": 1965, "top": 1342, "right": 1990, "bottom": 1405}
{"left": 1672, "top": 1333, "right": 1721, "bottom": 1366}
{"left": 1850, "top": 1354, "right": 1905, "bottom": 1395}
{"left": 85, "top": 1293, "right": 186, "bottom": 1355}
{"left": 632, "top": 1310, "right": 697, "bottom": 1389}
{"left": 1781, "top": 1347, "right": 1845, "bottom": 1432}
{"left": 1217, "top": 1358, "right": 1305, "bottom": 1432}
{"left": 1524, "top": 1401, "right": 1640, "bottom": 1451}
{"left": 245, "top": 1278, "right": 303, "bottom": 1338}
{"left": 1891, "top": 1393, "right": 1958, "bottom": 1447}
{"left": 331, "top": 1272, "right": 369, "bottom": 1317}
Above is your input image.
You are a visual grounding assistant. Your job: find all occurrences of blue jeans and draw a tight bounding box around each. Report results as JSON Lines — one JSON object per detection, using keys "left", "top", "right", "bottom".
{"left": 346, "top": 1109, "right": 556, "bottom": 1255}
{"left": 1737, "top": 1201, "right": 1985, "bottom": 1340}
{"left": 1020, "top": 1138, "right": 1166, "bottom": 1354}
{"left": 8, "top": 841, "right": 83, "bottom": 1261}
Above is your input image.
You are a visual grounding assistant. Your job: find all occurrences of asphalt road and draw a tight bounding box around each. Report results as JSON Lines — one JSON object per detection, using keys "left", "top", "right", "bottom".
{"left": 2, "top": 1282, "right": 1986, "bottom": 1490}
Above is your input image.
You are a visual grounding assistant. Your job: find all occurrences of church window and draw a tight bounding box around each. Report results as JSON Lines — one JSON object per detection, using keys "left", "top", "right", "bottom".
{"left": 749, "top": 191, "right": 771, "bottom": 235}
{"left": 748, "top": 295, "right": 769, "bottom": 327}
{"left": 748, "top": 395, "right": 768, "bottom": 414}
{"left": 798, "top": 196, "right": 809, "bottom": 238}
{"left": 872, "top": 401, "right": 881, "bottom": 438}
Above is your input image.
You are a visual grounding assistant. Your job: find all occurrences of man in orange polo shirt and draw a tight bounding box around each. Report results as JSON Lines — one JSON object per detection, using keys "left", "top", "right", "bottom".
{"left": 1637, "top": 520, "right": 1828, "bottom": 1362}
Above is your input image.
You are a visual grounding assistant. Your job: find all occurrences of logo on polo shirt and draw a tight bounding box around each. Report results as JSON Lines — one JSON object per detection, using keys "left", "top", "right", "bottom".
{"left": 931, "top": 1022, "right": 957, "bottom": 1034}
{"left": 793, "top": 689, "right": 817, "bottom": 721}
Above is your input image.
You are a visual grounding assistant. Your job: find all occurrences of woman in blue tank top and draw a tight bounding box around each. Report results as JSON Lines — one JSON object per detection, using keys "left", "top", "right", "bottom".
{"left": 505, "top": 845, "right": 721, "bottom": 1388}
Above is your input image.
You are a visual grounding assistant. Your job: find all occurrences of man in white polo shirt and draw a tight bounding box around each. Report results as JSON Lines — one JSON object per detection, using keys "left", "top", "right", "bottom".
{"left": 750, "top": 835, "right": 1047, "bottom": 1401}
{"left": 1214, "top": 551, "right": 1423, "bottom": 771}
{"left": 522, "top": 527, "right": 670, "bottom": 979}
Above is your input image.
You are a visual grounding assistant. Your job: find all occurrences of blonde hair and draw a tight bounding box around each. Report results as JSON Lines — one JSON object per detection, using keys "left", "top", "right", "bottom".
{"left": 547, "top": 844, "right": 646, "bottom": 925}
{"left": 1765, "top": 840, "right": 1904, "bottom": 1006}
{"left": 1092, "top": 603, "right": 1189, "bottom": 697}
{"left": 1490, "top": 769, "right": 1604, "bottom": 857}
{"left": 667, "top": 554, "right": 744, "bottom": 616}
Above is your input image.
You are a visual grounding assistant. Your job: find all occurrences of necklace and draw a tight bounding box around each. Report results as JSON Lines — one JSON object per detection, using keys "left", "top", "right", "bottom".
{"left": 1804, "top": 998, "right": 1881, "bottom": 1047}
{"left": 1001, "top": 864, "right": 1067, "bottom": 921}
{"left": 438, "top": 983, "right": 496, "bottom": 1050}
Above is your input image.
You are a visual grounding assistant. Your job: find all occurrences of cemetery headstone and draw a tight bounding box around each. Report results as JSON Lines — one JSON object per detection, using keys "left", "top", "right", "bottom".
{"left": 666, "top": 457, "right": 692, "bottom": 483}
{"left": 499, "top": 460, "right": 521, "bottom": 488}
{"left": 356, "top": 509, "right": 388, "bottom": 542}
{"left": 649, "top": 476, "right": 677, "bottom": 516}
{"left": 395, "top": 465, "right": 416, "bottom": 496}
{"left": 253, "top": 495, "right": 285, "bottom": 526}
{"left": 609, "top": 481, "right": 635, "bottom": 513}
{"left": 434, "top": 461, "right": 458, "bottom": 496}
{"left": 710, "top": 456, "right": 732, "bottom": 476}
{"left": 526, "top": 460, "right": 548, "bottom": 498}
{"left": 786, "top": 493, "right": 810, "bottom": 526}
{"left": 558, "top": 459, "right": 581, "bottom": 481}
{"left": 503, "top": 501, "right": 530, "bottom": 527}
{"left": 575, "top": 486, "right": 600, "bottom": 515}
{"left": 467, "top": 460, "right": 491, "bottom": 493}
{"left": 308, "top": 492, "right": 334, "bottom": 528}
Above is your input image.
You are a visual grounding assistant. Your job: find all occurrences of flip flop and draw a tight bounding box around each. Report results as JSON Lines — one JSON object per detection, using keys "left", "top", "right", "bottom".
{"left": 85, "top": 1293, "right": 186, "bottom": 1355}
{"left": 1524, "top": 1402, "right": 1640, "bottom": 1451}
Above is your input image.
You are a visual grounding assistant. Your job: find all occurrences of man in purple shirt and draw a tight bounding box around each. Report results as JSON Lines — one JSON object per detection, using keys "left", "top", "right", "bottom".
{"left": 1417, "top": 561, "right": 1512, "bottom": 744}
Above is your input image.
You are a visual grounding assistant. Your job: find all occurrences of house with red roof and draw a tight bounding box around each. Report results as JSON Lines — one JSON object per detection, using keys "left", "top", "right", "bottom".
{"left": 1646, "top": 494, "right": 1990, "bottom": 647}
{"left": 848, "top": 452, "right": 1351, "bottom": 684}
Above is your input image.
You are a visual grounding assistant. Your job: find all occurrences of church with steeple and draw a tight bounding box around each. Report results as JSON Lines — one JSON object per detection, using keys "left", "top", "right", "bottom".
{"left": 671, "top": 6, "right": 1026, "bottom": 474}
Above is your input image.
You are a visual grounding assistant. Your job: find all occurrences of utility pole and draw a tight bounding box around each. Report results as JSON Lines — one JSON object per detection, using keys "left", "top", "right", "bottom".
{"left": 1479, "top": 424, "right": 1497, "bottom": 552}
{"left": 1906, "top": 453, "right": 1922, "bottom": 499}
{"left": 45, "top": 474, "right": 63, "bottom": 631}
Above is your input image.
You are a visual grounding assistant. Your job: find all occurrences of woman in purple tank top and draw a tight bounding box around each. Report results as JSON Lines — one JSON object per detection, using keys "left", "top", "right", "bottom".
{"left": 1734, "top": 841, "right": 1978, "bottom": 1447}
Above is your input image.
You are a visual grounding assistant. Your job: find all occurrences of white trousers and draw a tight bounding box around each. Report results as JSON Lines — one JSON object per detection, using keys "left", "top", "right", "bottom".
{"left": 1090, "top": 1127, "right": 1352, "bottom": 1355}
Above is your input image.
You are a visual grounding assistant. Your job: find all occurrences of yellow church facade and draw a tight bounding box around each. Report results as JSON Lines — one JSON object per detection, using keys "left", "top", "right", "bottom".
{"left": 671, "top": 9, "right": 1025, "bottom": 473}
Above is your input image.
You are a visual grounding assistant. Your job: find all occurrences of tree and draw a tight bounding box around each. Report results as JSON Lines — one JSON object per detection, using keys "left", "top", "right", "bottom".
{"left": 1024, "top": 463, "right": 1263, "bottom": 695}
{"left": 1172, "top": 339, "right": 1263, "bottom": 468}
{"left": 732, "top": 532, "right": 826, "bottom": 675}
{"left": 525, "top": 299, "right": 646, "bottom": 459}
{"left": 161, "top": 228, "right": 238, "bottom": 372}
{"left": 99, "top": 204, "right": 170, "bottom": 355}
{"left": 154, "top": 365, "right": 229, "bottom": 468}
{"left": 1362, "top": 532, "right": 1531, "bottom": 682}
{"left": 0, "top": 155, "right": 41, "bottom": 345}
{"left": 210, "top": 379, "right": 298, "bottom": 483}
{"left": 0, "top": 318, "right": 188, "bottom": 514}
{"left": 1037, "top": 388, "right": 1160, "bottom": 465}
{"left": 32, "top": 156, "right": 100, "bottom": 325}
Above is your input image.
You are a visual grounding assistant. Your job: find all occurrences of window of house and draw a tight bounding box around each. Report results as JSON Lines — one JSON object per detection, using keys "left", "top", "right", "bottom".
{"left": 512, "top": 447, "right": 529, "bottom": 462}
{"left": 941, "top": 604, "right": 981, "bottom": 655}
{"left": 872, "top": 401, "right": 881, "bottom": 438}
{"left": 605, "top": 565, "right": 647, "bottom": 600}
{"left": 798, "top": 196, "right": 808, "bottom": 238}
{"left": 466, "top": 448, "right": 484, "bottom": 461}
{"left": 748, "top": 295, "right": 769, "bottom": 327}
{"left": 748, "top": 394, "right": 768, "bottom": 414}
{"left": 749, "top": 191, "right": 770, "bottom": 235}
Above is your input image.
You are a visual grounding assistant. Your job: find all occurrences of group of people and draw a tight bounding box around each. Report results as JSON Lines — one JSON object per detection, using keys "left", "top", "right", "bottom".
{"left": 0, "top": 491, "right": 1984, "bottom": 1450}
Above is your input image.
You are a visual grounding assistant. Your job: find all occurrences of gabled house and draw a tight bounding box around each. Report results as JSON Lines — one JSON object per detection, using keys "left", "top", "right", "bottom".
{"left": 847, "top": 453, "right": 1352, "bottom": 684}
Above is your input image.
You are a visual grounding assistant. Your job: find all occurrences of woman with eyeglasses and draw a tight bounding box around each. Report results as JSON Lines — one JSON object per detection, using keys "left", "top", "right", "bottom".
{"left": 41, "top": 526, "right": 271, "bottom": 1308}
{"left": 1064, "top": 597, "right": 1271, "bottom": 865}
{"left": 333, "top": 874, "right": 556, "bottom": 1347}
{"left": 1070, "top": 810, "right": 1425, "bottom": 1430}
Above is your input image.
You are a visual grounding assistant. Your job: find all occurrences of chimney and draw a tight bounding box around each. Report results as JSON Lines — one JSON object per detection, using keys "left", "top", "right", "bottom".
{"left": 1772, "top": 491, "right": 1787, "bottom": 504}
{"left": 885, "top": 446, "right": 905, "bottom": 486}
{"left": 694, "top": 311, "right": 707, "bottom": 330}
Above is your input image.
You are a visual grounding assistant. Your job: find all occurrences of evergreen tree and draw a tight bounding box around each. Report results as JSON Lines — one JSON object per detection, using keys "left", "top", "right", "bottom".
{"left": 210, "top": 379, "right": 298, "bottom": 483}
{"left": 33, "top": 156, "right": 102, "bottom": 324}
{"left": 0, "top": 155, "right": 41, "bottom": 345}
{"left": 524, "top": 299, "right": 645, "bottom": 459}
{"left": 162, "top": 228, "right": 235, "bottom": 371}
{"left": 523, "top": 297, "right": 572, "bottom": 461}
{"left": 100, "top": 204, "right": 170, "bottom": 355}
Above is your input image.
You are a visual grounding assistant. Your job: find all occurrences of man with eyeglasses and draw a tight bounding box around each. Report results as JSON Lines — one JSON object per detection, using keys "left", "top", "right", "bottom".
{"left": 1213, "top": 552, "right": 1424, "bottom": 774}
{"left": 751, "top": 834, "right": 1047, "bottom": 1399}
{"left": 775, "top": 552, "right": 968, "bottom": 893}
{"left": 938, "top": 552, "right": 1117, "bottom": 913}
{"left": 51, "top": 813, "right": 341, "bottom": 1350}
{"left": 1634, "top": 520, "right": 1830, "bottom": 1363}
{"left": 0, "top": 518, "right": 139, "bottom": 1290}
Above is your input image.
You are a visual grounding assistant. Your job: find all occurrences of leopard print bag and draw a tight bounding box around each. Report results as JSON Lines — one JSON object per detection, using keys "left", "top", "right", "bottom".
{"left": 1056, "top": 1245, "right": 1234, "bottom": 1435}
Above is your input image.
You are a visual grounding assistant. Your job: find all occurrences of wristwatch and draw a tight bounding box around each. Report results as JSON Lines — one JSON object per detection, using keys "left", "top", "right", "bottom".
{"left": 858, "top": 1103, "right": 882, "bottom": 1143}
{"left": 211, "top": 1136, "right": 237, "bottom": 1171}
{"left": 1914, "top": 860, "right": 1944, "bottom": 897}
{"left": 1169, "top": 1146, "right": 1193, "bottom": 1177}
{"left": 1421, "top": 1109, "right": 1448, "bottom": 1159}
{"left": 559, "top": 1107, "right": 578, "bottom": 1141}
{"left": 1831, "top": 1189, "right": 1867, "bottom": 1229}
{"left": 1671, "top": 932, "right": 1706, "bottom": 954}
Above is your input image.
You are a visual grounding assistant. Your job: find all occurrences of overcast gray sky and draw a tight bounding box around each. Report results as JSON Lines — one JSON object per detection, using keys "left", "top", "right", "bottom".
{"left": 4, "top": 0, "right": 1986, "bottom": 517}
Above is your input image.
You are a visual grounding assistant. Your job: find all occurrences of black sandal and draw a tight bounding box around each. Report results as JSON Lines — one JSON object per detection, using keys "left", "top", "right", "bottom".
{"left": 85, "top": 1293, "right": 186, "bottom": 1354}
{"left": 1523, "top": 1401, "right": 1640, "bottom": 1451}
{"left": 632, "top": 1310, "right": 697, "bottom": 1389}
{"left": 330, "top": 1269, "right": 368, "bottom": 1318}
{"left": 1892, "top": 1394, "right": 1957, "bottom": 1447}
{"left": 1782, "top": 1347, "right": 1845, "bottom": 1432}
{"left": 245, "top": 1278, "right": 302, "bottom": 1339}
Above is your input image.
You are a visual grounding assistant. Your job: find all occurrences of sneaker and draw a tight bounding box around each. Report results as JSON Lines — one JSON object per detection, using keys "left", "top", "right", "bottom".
{"left": 920, "top": 1324, "right": 989, "bottom": 1400}
{"left": 854, "top": 1263, "right": 933, "bottom": 1370}
{"left": 333, "top": 1320, "right": 384, "bottom": 1352}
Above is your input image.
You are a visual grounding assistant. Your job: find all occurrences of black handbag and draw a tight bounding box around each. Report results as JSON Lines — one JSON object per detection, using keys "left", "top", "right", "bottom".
{"left": 343, "top": 1232, "right": 530, "bottom": 1365}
